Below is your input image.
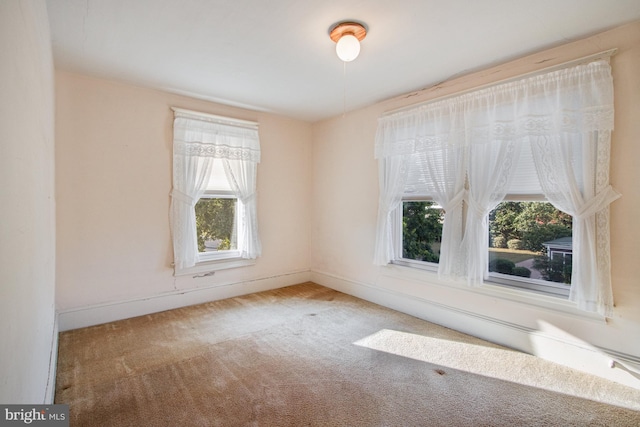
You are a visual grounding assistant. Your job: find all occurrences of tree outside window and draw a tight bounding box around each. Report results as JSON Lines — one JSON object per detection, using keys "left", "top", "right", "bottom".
{"left": 488, "top": 201, "right": 572, "bottom": 284}
{"left": 402, "top": 201, "right": 443, "bottom": 263}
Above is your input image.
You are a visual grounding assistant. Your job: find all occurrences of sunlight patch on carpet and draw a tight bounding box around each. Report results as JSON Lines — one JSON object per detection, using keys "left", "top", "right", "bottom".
{"left": 354, "top": 329, "right": 640, "bottom": 411}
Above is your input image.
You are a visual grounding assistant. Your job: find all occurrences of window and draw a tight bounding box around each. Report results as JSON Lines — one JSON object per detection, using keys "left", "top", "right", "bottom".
{"left": 482, "top": 141, "right": 574, "bottom": 296}
{"left": 487, "top": 201, "right": 573, "bottom": 297}
{"left": 392, "top": 200, "right": 443, "bottom": 269}
{"left": 169, "top": 108, "right": 261, "bottom": 275}
{"left": 194, "top": 160, "right": 241, "bottom": 262}
{"left": 374, "top": 58, "right": 620, "bottom": 316}
{"left": 401, "top": 201, "right": 443, "bottom": 263}
{"left": 196, "top": 197, "right": 238, "bottom": 254}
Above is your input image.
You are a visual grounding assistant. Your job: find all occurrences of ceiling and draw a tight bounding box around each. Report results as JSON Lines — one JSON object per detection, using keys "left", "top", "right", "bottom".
{"left": 46, "top": 0, "right": 640, "bottom": 123}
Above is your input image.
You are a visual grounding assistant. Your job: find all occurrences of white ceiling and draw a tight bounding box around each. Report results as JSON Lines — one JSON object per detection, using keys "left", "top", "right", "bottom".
{"left": 46, "top": 0, "right": 640, "bottom": 122}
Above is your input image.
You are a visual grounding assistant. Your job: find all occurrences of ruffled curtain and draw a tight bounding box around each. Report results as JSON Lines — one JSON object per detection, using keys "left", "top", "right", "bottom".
{"left": 373, "top": 155, "right": 410, "bottom": 265}
{"left": 170, "top": 145, "right": 214, "bottom": 270}
{"left": 531, "top": 131, "right": 619, "bottom": 316}
{"left": 223, "top": 158, "right": 261, "bottom": 259}
{"left": 170, "top": 111, "right": 261, "bottom": 270}
{"left": 374, "top": 59, "right": 618, "bottom": 316}
{"left": 464, "top": 138, "right": 521, "bottom": 285}
{"left": 420, "top": 146, "right": 466, "bottom": 279}
{"left": 374, "top": 109, "right": 468, "bottom": 276}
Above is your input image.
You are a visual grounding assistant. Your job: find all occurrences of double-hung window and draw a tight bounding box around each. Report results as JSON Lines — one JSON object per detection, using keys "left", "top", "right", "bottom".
{"left": 374, "top": 56, "right": 620, "bottom": 317}
{"left": 195, "top": 160, "right": 241, "bottom": 261}
{"left": 390, "top": 147, "right": 465, "bottom": 272}
{"left": 485, "top": 141, "right": 574, "bottom": 297}
{"left": 170, "top": 108, "right": 261, "bottom": 275}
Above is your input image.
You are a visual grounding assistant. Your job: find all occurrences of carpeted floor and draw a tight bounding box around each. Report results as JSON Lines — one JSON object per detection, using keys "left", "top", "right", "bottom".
{"left": 55, "top": 282, "right": 640, "bottom": 426}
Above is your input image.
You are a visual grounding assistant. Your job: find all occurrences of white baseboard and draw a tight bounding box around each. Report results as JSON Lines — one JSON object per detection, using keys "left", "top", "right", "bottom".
{"left": 311, "top": 269, "right": 640, "bottom": 390}
{"left": 44, "top": 313, "right": 59, "bottom": 404}
{"left": 58, "top": 270, "right": 311, "bottom": 332}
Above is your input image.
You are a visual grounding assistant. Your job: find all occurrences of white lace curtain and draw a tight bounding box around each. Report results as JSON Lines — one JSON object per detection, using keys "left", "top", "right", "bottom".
{"left": 170, "top": 110, "right": 261, "bottom": 270}
{"left": 374, "top": 59, "right": 619, "bottom": 316}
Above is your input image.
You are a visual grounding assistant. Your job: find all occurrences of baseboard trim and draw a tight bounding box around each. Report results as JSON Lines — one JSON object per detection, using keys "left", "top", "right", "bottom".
{"left": 44, "top": 312, "right": 59, "bottom": 404}
{"left": 311, "top": 269, "right": 640, "bottom": 389}
{"left": 58, "top": 270, "right": 311, "bottom": 332}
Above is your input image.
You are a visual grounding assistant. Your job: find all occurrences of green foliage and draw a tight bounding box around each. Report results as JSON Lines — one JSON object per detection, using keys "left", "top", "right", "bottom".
{"left": 402, "top": 201, "right": 443, "bottom": 263}
{"left": 521, "top": 223, "right": 572, "bottom": 253}
{"left": 218, "top": 238, "right": 231, "bottom": 251}
{"left": 194, "top": 198, "right": 236, "bottom": 252}
{"left": 512, "top": 266, "right": 532, "bottom": 278}
{"left": 515, "top": 202, "right": 572, "bottom": 230}
{"left": 490, "top": 202, "right": 572, "bottom": 252}
{"left": 507, "top": 239, "right": 523, "bottom": 250}
{"left": 488, "top": 258, "right": 516, "bottom": 274}
{"left": 492, "top": 236, "right": 507, "bottom": 248}
{"left": 489, "top": 202, "right": 524, "bottom": 244}
{"left": 533, "top": 255, "right": 572, "bottom": 284}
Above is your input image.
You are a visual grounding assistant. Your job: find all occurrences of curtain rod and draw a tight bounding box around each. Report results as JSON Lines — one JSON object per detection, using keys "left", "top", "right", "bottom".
{"left": 171, "top": 107, "right": 259, "bottom": 129}
{"left": 383, "top": 48, "right": 617, "bottom": 117}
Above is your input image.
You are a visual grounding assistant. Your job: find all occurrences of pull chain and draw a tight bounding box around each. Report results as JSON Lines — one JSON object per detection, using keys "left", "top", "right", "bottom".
{"left": 343, "top": 61, "right": 347, "bottom": 117}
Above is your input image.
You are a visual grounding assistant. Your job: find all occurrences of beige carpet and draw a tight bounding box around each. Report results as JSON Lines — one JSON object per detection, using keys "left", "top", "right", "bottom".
{"left": 55, "top": 282, "right": 640, "bottom": 426}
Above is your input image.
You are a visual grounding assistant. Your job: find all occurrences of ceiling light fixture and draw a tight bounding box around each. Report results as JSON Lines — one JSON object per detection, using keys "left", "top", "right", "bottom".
{"left": 329, "top": 21, "right": 367, "bottom": 62}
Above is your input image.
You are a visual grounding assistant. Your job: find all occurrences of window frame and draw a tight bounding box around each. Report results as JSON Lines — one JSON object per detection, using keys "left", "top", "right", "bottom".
{"left": 392, "top": 194, "right": 573, "bottom": 299}
{"left": 175, "top": 191, "right": 255, "bottom": 277}
{"left": 391, "top": 197, "right": 442, "bottom": 272}
{"left": 174, "top": 256, "right": 255, "bottom": 277}
{"left": 484, "top": 196, "right": 572, "bottom": 299}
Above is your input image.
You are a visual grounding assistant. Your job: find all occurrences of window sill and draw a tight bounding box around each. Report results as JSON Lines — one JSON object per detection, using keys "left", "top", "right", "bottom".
{"left": 486, "top": 272, "right": 570, "bottom": 299}
{"left": 391, "top": 258, "right": 439, "bottom": 272}
{"left": 475, "top": 281, "right": 603, "bottom": 322}
{"left": 381, "top": 261, "right": 604, "bottom": 322}
{"left": 174, "top": 255, "right": 255, "bottom": 277}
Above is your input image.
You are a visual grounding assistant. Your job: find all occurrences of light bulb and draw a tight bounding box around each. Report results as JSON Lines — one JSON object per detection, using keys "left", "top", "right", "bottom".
{"left": 336, "top": 34, "right": 360, "bottom": 62}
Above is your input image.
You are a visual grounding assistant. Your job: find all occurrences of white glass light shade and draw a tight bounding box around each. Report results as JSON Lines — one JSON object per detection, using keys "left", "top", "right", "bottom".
{"left": 336, "top": 34, "right": 360, "bottom": 62}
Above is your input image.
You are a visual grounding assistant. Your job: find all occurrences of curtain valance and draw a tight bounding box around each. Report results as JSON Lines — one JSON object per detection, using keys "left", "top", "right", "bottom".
{"left": 375, "top": 60, "right": 614, "bottom": 159}
{"left": 173, "top": 114, "right": 261, "bottom": 163}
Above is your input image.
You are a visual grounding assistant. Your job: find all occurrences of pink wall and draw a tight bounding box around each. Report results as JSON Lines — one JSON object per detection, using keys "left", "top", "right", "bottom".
{"left": 55, "top": 73, "right": 312, "bottom": 312}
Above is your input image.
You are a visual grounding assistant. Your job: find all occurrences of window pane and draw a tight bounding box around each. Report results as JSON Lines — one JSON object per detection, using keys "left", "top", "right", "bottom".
{"left": 195, "top": 198, "right": 237, "bottom": 253}
{"left": 488, "top": 201, "right": 573, "bottom": 284}
{"left": 402, "top": 201, "right": 443, "bottom": 263}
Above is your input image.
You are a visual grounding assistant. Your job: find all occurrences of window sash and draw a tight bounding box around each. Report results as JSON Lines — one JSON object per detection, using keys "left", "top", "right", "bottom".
{"left": 485, "top": 199, "right": 573, "bottom": 294}
{"left": 196, "top": 192, "right": 242, "bottom": 262}
{"left": 394, "top": 199, "right": 443, "bottom": 266}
